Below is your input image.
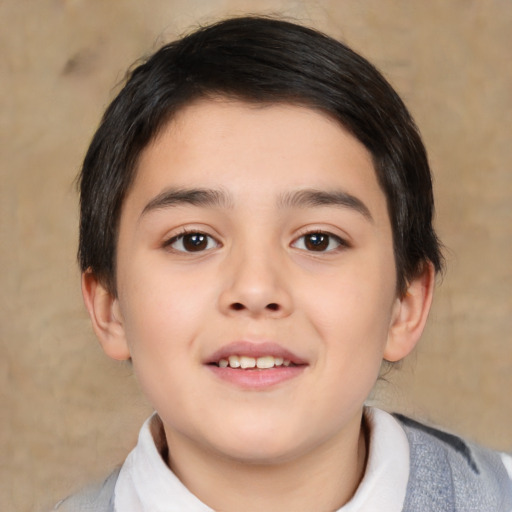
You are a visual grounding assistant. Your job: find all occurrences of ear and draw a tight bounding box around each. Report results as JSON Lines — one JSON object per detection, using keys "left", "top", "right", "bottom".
{"left": 81, "top": 271, "right": 131, "bottom": 361}
{"left": 384, "top": 263, "right": 435, "bottom": 362}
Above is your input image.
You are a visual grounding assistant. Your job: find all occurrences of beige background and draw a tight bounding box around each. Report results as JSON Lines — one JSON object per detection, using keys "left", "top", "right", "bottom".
{"left": 1, "top": 1, "right": 511, "bottom": 510}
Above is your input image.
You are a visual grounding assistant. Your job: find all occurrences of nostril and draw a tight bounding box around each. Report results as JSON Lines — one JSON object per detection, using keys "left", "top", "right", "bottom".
{"left": 229, "top": 302, "right": 280, "bottom": 312}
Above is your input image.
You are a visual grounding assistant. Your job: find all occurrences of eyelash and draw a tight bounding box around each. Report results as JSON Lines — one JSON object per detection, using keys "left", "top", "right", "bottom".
{"left": 291, "top": 230, "right": 348, "bottom": 253}
{"left": 163, "top": 229, "right": 348, "bottom": 254}
{"left": 163, "top": 229, "right": 220, "bottom": 253}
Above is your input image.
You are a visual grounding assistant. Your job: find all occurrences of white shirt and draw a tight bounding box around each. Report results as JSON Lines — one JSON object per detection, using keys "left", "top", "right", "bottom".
{"left": 114, "top": 408, "right": 512, "bottom": 512}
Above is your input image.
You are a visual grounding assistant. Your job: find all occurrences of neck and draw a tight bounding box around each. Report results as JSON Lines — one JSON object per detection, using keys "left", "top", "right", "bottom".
{"left": 159, "top": 413, "right": 368, "bottom": 512}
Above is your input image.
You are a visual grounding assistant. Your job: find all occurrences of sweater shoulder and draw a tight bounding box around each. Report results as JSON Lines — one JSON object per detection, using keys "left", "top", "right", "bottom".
{"left": 395, "top": 414, "right": 512, "bottom": 512}
{"left": 53, "top": 467, "right": 120, "bottom": 512}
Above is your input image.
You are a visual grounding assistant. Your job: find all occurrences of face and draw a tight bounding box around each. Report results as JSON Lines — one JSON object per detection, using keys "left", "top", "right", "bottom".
{"left": 108, "top": 99, "right": 405, "bottom": 464}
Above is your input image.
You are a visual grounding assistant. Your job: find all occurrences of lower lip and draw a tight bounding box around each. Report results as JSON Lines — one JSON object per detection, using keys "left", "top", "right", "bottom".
{"left": 207, "top": 365, "right": 305, "bottom": 389}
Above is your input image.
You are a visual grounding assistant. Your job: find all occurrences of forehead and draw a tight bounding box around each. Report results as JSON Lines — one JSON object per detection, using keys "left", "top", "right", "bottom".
{"left": 126, "top": 99, "right": 388, "bottom": 225}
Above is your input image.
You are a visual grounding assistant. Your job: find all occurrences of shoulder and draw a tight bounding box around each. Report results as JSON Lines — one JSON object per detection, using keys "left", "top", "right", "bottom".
{"left": 53, "top": 467, "right": 121, "bottom": 512}
{"left": 394, "top": 414, "right": 512, "bottom": 512}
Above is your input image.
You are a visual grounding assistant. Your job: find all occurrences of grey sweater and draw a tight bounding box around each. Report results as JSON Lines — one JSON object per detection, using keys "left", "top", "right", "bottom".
{"left": 397, "top": 414, "right": 512, "bottom": 511}
{"left": 55, "top": 416, "right": 512, "bottom": 511}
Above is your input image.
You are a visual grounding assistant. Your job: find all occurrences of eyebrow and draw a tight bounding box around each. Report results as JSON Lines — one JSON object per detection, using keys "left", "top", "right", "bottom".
{"left": 140, "top": 186, "right": 373, "bottom": 222}
{"left": 141, "top": 187, "right": 234, "bottom": 217}
{"left": 277, "top": 189, "right": 373, "bottom": 222}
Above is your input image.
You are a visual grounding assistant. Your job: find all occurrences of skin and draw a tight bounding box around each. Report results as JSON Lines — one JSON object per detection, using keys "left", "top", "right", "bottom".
{"left": 83, "top": 99, "right": 434, "bottom": 511}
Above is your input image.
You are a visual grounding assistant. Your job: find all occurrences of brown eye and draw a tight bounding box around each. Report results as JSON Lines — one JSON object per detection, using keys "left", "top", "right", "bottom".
{"left": 304, "top": 233, "right": 329, "bottom": 251}
{"left": 167, "top": 232, "right": 218, "bottom": 252}
{"left": 183, "top": 233, "right": 208, "bottom": 251}
{"left": 292, "top": 232, "right": 344, "bottom": 252}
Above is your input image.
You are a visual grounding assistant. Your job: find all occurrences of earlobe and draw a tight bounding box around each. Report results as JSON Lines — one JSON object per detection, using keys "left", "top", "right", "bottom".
{"left": 81, "top": 271, "right": 131, "bottom": 361}
{"left": 384, "top": 263, "right": 435, "bottom": 362}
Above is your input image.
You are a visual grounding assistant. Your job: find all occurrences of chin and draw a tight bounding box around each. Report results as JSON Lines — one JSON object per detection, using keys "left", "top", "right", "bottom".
{"left": 205, "top": 422, "right": 316, "bottom": 466}
{"left": 216, "top": 442, "right": 307, "bottom": 466}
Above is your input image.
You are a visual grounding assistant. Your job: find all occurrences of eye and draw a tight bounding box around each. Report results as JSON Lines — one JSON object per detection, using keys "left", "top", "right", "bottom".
{"left": 165, "top": 232, "right": 219, "bottom": 253}
{"left": 292, "top": 232, "right": 345, "bottom": 252}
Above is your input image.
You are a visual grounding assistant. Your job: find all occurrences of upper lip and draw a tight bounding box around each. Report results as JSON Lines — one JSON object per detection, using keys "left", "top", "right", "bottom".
{"left": 206, "top": 341, "right": 307, "bottom": 365}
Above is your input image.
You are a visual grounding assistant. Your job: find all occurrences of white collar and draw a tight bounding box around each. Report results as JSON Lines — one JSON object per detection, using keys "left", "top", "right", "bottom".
{"left": 114, "top": 407, "right": 409, "bottom": 512}
{"left": 115, "top": 414, "right": 213, "bottom": 511}
{"left": 340, "top": 407, "right": 409, "bottom": 512}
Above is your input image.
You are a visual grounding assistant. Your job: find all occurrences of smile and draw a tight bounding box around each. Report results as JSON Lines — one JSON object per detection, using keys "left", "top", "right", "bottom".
{"left": 206, "top": 342, "right": 307, "bottom": 389}
{"left": 215, "top": 355, "right": 293, "bottom": 369}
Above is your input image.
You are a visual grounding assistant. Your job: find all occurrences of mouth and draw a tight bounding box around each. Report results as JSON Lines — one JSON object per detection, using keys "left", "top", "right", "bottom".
{"left": 205, "top": 341, "right": 307, "bottom": 389}
{"left": 210, "top": 355, "right": 297, "bottom": 369}
{"left": 206, "top": 341, "right": 306, "bottom": 368}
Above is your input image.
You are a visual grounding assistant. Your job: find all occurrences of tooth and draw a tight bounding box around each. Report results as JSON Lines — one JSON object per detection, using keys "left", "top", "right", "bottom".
{"left": 283, "top": 359, "right": 291, "bottom": 366}
{"left": 240, "top": 356, "right": 256, "bottom": 369}
{"left": 228, "top": 355, "right": 240, "bottom": 368}
{"left": 274, "top": 357, "right": 284, "bottom": 366}
{"left": 256, "top": 356, "right": 274, "bottom": 369}
{"left": 218, "top": 359, "right": 228, "bottom": 368}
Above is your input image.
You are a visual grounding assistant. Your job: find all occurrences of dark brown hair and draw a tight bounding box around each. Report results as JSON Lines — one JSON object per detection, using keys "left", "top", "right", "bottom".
{"left": 78, "top": 16, "right": 443, "bottom": 295}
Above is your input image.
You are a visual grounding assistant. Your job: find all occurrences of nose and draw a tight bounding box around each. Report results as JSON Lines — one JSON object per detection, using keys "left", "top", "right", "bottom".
{"left": 218, "top": 247, "right": 293, "bottom": 318}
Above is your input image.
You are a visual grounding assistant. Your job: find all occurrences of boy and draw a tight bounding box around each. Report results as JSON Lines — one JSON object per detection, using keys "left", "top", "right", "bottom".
{"left": 57, "top": 16, "right": 512, "bottom": 511}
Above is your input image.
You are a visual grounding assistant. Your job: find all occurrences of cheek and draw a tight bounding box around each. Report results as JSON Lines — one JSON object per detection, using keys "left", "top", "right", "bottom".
{"left": 118, "top": 260, "right": 218, "bottom": 359}
{"left": 301, "top": 260, "right": 396, "bottom": 368}
{"left": 308, "top": 268, "right": 394, "bottom": 330}
{"left": 117, "top": 274, "right": 211, "bottom": 414}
